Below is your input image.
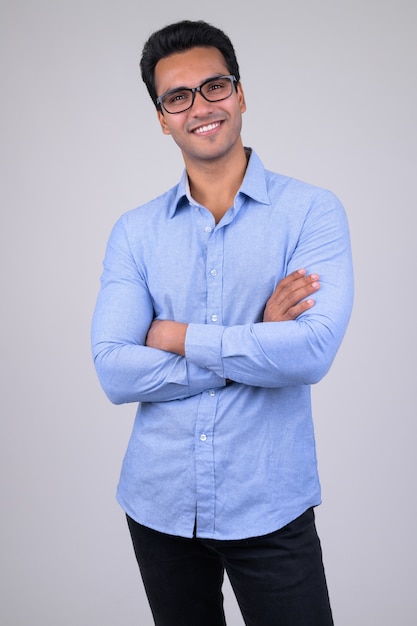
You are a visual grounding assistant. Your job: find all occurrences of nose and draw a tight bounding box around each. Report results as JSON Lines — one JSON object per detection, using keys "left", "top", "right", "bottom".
{"left": 191, "top": 89, "right": 214, "bottom": 114}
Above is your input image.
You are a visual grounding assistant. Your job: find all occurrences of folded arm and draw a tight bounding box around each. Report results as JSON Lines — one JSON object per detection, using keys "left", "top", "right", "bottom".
{"left": 145, "top": 268, "right": 320, "bottom": 354}
{"left": 92, "top": 192, "right": 353, "bottom": 401}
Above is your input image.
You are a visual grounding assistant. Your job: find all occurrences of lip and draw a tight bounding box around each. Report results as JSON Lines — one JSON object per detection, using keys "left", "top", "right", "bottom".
{"left": 191, "top": 120, "right": 223, "bottom": 135}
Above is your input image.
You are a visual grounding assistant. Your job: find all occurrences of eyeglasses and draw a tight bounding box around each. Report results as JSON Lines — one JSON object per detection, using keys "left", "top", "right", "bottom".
{"left": 156, "top": 75, "right": 237, "bottom": 114}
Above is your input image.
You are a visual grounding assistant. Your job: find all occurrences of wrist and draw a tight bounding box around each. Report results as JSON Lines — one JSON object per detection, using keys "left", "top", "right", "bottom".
{"left": 160, "top": 321, "right": 187, "bottom": 356}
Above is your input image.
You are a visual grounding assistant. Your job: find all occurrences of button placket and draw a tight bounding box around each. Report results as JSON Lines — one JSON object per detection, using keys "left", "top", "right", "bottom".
{"left": 194, "top": 386, "right": 219, "bottom": 536}
{"left": 206, "top": 227, "right": 223, "bottom": 325}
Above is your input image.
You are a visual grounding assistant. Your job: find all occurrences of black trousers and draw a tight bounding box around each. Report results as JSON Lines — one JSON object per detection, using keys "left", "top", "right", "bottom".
{"left": 126, "top": 508, "right": 334, "bottom": 626}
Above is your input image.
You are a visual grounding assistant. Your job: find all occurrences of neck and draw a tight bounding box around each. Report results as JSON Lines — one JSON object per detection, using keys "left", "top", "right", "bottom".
{"left": 185, "top": 144, "right": 249, "bottom": 223}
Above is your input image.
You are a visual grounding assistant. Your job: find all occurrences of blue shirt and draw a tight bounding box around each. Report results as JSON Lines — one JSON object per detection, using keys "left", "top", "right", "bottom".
{"left": 91, "top": 149, "right": 353, "bottom": 540}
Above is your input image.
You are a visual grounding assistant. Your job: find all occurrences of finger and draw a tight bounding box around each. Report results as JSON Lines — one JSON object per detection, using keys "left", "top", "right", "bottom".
{"left": 269, "top": 273, "right": 320, "bottom": 308}
{"left": 275, "top": 268, "right": 307, "bottom": 289}
{"left": 285, "top": 297, "right": 316, "bottom": 320}
{"left": 272, "top": 270, "right": 319, "bottom": 295}
{"left": 286, "top": 278, "right": 320, "bottom": 305}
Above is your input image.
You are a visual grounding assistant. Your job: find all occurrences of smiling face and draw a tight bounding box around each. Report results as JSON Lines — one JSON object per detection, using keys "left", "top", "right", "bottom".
{"left": 154, "top": 46, "right": 246, "bottom": 167}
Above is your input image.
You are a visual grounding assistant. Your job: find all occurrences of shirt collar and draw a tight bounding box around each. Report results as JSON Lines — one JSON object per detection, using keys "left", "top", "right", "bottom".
{"left": 168, "top": 171, "right": 191, "bottom": 218}
{"left": 238, "top": 148, "right": 270, "bottom": 206}
{"left": 168, "top": 148, "right": 270, "bottom": 218}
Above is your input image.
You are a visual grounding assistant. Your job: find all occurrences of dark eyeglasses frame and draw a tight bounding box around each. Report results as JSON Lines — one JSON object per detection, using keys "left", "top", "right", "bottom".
{"left": 156, "top": 75, "right": 237, "bottom": 114}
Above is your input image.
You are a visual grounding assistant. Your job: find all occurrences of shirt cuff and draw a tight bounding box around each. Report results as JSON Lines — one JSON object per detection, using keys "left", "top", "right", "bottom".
{"left": 185, "top": 323, "right": 225, "bottom": 376}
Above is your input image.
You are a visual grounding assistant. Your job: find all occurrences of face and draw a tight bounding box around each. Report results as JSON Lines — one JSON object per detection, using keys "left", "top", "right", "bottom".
{"left": 154, "top": 46, "right": 246, "bottom": 166}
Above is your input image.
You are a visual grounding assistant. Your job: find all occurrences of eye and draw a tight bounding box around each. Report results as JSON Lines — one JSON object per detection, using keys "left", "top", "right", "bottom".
{"left": 205, "top": 79, "right": 228, "bottom": 93}
{"left": 165, "top": 90, "right": 191, "bottom": 106}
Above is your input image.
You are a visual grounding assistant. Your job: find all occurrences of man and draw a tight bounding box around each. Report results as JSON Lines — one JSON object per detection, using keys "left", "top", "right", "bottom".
{"left": 91, "top": 19, "right": 353, "bottom": 625}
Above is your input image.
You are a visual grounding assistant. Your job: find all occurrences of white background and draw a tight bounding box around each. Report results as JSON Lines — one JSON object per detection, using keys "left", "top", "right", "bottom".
{"left": 1, "top": 1, "right": 416, "bottom": 624}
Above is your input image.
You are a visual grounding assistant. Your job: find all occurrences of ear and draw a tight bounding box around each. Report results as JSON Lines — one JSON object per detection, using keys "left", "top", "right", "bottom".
{"left": 157, "top": 109, "right": 171, "bottom": 135}
{"left": 237, "top": 82, "right": 247, "bottom": 114}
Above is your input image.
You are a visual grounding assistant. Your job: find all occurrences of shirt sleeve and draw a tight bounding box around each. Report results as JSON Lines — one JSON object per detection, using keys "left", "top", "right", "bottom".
{"left": 185, "top": 191, "right": 354, "bottom": 387}
{"left": 91, "top": 217, "right": 226, "bottom": 404}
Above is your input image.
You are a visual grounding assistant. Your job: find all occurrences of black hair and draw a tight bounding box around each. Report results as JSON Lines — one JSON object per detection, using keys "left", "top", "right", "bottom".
{"left": 140, "top": 20, "right": 240, "bottom": 108}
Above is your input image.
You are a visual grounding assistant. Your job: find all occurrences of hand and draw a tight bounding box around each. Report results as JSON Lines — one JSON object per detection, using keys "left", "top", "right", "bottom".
{"left": 263, "top": 269, "right": 320, "bottom": 322}
{"left": 146, "top": 319, "right": 188, "bottom": 356}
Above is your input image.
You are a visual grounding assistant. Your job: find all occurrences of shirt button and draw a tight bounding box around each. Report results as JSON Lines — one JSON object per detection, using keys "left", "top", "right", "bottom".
{"left": 209, "top": 389, "right": 215, "bottom": 397}
{"left": 210, "top": 269, "right": 218, "bottom": 276}
{"left": 211, "top": 314, "right": 218, "bottom": 322}
{"left": 205, "top": 226, "right": 212, "bottom": 233}
{"left": 200, "top": 434, "right": 207, "bottom": 441}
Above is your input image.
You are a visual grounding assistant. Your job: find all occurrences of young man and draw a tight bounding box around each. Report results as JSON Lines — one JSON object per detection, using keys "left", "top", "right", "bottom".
{"left": 92, "top": 20, "right": 353, "bottom": 625}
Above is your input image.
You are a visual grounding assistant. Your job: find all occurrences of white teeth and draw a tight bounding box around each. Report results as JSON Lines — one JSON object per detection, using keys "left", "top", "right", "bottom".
{"left": 194, "top": 122, "right": 220, "bottom": 134}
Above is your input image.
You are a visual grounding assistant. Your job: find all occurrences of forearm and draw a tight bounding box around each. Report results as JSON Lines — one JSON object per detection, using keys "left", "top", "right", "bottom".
{"left": 92, "top": 340, "right": 225, "bottom": 404}
{"left": 141, "top": 311, "right": 346, "bottom": 389}
{"left": 184, "top": 308, "right": 350, "bottom": 388}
